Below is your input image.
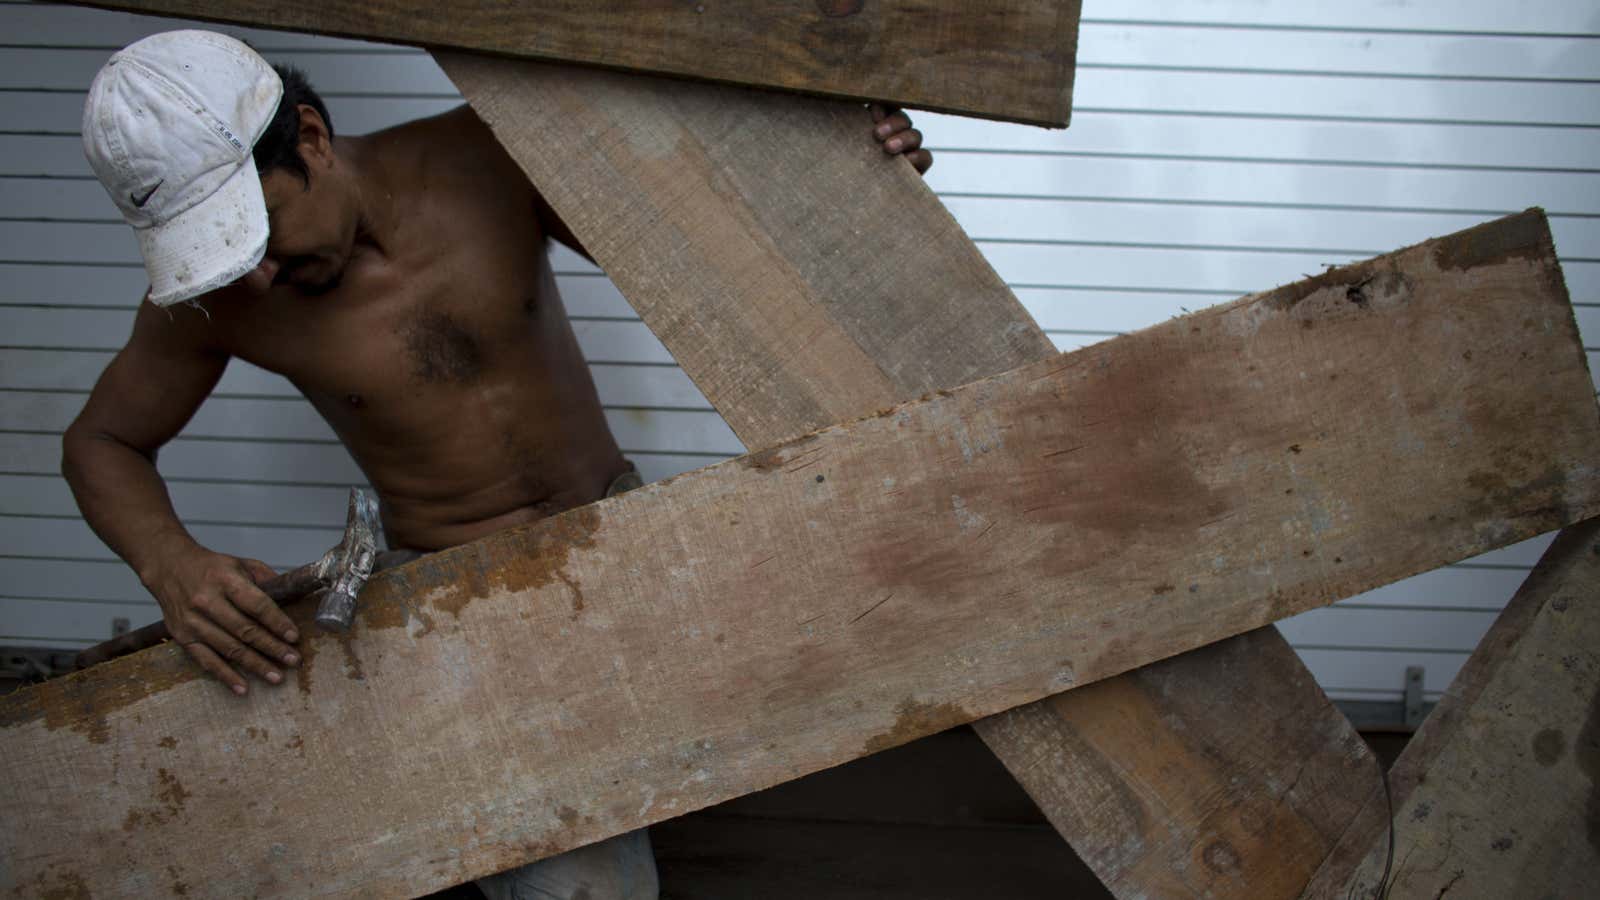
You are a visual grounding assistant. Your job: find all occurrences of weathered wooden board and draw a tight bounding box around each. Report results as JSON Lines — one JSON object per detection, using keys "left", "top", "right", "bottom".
{"left": 4, "top": 212, "right": 1598, "bottom": 898}
{"left": 436, "top": 54, "right": 1057, "bottom": 450}
{"left": 1299, "top": 518, "right": 1600, "bottom": 899}
{"left": 980, "top": 627, "right": 1374, "bottom": 898}
{"left": 441, "top": 55, "right": 1382, "bottom": 897}
{"left": 71, "top": 0, "right": 1081, "bottom": 126}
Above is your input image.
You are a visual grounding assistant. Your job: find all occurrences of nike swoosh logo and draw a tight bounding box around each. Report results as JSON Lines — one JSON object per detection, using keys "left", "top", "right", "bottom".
{"left": 130, "top": 180, "right": 163, "bottom": 209}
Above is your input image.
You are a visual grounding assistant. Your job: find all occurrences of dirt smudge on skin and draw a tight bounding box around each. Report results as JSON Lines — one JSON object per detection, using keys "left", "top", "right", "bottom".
{"left": 0, "top": 644, "right": 204, "bottom": 744}
{"left": 158, "top": 735, "right": 177, "bottom": 749}
{"left": 863, "top": 698, "right": 972, "bottom": 755}
{"left": 285, "top": 734, "right": 305, "bottom": 758}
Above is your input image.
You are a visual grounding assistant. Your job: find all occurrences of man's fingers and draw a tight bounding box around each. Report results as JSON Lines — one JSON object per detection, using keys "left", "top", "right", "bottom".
{"left": 907, "top": 148, "right": 934, "bottom": 174}
{"left": 217, "top": 582, "right": 300, "bottom": 667}
{"left": 884, "top": 128, "right": 923, "bottom": 154}
{"left": 874, "top": 112, "right": 912, "bottom": 141}
{"left": 188, "top": 612, "right": 285, "bottom": 686}
{"left": 240, "top": 557, "right": 277, "bottom": 585}
{"left": 231, "top": 562, "right": 300, "bottom": 646}
{"left": 180, "top": 640, "right": 249, "bottom": 697}
{"left": 870, "top": 103, "right": 890, "bottom": 123}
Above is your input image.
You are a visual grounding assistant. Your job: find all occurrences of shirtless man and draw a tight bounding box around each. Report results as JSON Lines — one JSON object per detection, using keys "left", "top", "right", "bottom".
{"left": 62, "top": 29, "right": 931, "bottom": 899}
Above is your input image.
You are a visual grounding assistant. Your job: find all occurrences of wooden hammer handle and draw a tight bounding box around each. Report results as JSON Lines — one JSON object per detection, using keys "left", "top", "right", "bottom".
{"left": 73, "top": 560, "right": 325, "bottom": 670}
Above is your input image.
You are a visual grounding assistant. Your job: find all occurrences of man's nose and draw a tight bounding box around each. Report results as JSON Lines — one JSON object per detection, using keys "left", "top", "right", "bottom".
{"left": 240, "top": 256, "right": 281, "bottom": 294}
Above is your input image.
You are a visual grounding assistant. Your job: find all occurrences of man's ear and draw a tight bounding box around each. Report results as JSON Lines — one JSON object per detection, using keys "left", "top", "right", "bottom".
{"left": 295, "top": 104, "right": 335, "bottom": 171}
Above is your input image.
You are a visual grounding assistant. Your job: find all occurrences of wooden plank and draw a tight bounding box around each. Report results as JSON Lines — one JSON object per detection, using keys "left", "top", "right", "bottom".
{"left": 980, "top": 628, "right": 1373, "bottom": 898}
{"left": 435, "top": 55, "right": 1056, "bottom": 450}
{"left": 3, "top": 212, "right": 1596, "bottom": 897}
{"left": 437, "top": 55, "right": 1389, "bottom": 897}
{"left": 651, "top": 816, "right": 1106, "bottom": 900}
{"left": 1298, "top": 518, "right": 1600, "bottom": 898}
{"left": 68, "top": 0, "right": 1082, "bottom": 126}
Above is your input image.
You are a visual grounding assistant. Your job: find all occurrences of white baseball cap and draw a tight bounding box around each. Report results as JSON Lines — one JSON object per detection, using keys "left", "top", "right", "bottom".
{"left": 82, "top": 30, "right": 283, "bottom": 306}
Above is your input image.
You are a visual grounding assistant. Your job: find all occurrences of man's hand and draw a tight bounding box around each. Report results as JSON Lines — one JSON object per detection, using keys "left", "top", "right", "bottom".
{"left": 140, "top": 541, "right": 300, "bottom": 695}
{"left": 870, "top": 104, "right": 933, "bottom": 175}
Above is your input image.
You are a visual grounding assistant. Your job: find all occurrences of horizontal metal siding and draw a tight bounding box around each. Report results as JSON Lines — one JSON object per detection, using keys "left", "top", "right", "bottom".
{"left": 1, "top": 0, "right": 1595, "bottom": 703}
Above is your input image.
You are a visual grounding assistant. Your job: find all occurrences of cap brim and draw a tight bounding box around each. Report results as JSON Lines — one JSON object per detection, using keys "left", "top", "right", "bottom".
{"left": 137, "top": 160, "right": 268, "bottom": 306}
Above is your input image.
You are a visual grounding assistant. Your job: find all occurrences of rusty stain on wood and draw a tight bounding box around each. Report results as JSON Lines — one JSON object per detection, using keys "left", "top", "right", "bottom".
{"left": 0, "top": 645, "right": 202, "bottom": 743}
{"left": 2, "top": 214, "right": 1594, "bottom": 898}
{"left": 863, "top": 698, "right": 973, "bottom": 755}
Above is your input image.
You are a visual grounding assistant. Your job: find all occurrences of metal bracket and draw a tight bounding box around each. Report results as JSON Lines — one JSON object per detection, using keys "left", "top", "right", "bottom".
{"left": 1403, "top": 665, "right": 1426, "bottom": 729}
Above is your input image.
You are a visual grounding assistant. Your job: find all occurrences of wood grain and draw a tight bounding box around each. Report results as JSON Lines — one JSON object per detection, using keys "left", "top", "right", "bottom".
{"left": 436, "top": 54, "right": 1057, "bottom": 451}
{"left": 4, "top": 212, "right": 1597, "bottom": 898}
{"left": 72, "top": 0, "right": 1082, "bottom": 126}
{"left": 1300, "top": 518, "right": 1600, "bottom": 899}
{"left": 440, "top": 56, "right": 1385, "bottom": 897}
{"left": 981, "top": 627, "right": 1374, "bottom": 898}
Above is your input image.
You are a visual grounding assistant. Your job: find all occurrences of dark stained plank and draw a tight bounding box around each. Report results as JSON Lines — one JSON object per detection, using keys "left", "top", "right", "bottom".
{"left": 1298, "top": 518, "right": 1600, "bottom": 899}
{"left": 653, "top": 725, "right": 1110, "bottom": 899}
{"left": 439, "top": 55, "right": 1391, "bottom": 898}
{"left": 980, "top": 627, "right": 1374, "bottom": 898}
{"left": 2, "top": 212, "right": 1596, "bottom": 898}
{"left": 652, "top": 817, "right": 1105, "bottom": 900}
{"left": 72, "top": 0, "right": 1082, "bottom": 126}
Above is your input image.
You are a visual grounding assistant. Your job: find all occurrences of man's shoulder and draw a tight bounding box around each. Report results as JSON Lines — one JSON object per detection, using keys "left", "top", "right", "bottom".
{"left": 373, "top": 105, "right": 504, "bottom": 167}
{"left": 371, "top": 106, "right": 532, "bottom": 213}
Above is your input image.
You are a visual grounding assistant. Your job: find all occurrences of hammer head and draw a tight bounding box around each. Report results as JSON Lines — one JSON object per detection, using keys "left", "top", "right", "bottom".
{"left": 313, "top": 487, "right": 380, "bottom": 633}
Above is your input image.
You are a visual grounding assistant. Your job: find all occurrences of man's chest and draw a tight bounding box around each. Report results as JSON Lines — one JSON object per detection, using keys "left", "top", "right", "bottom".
{"left": 216, "top": 209, "right": 557, "bottom": 408}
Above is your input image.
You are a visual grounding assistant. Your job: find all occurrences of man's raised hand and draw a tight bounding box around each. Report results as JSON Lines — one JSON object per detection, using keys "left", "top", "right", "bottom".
{"left": 870, "top": 104, "right": 933, "bottom": 175}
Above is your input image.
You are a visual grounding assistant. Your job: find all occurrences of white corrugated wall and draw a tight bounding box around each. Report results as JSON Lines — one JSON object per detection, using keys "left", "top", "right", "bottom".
{"left": 1, "top": 0, "right": 1596, "bottom": 705}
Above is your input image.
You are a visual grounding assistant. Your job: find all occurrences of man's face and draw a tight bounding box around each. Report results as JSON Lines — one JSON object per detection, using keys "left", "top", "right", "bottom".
{"left": 247, "top": 165, "right": 357, "bottom": 296}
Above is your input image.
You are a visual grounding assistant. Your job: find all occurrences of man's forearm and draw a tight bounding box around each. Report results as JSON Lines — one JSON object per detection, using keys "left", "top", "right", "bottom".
{"left": 61, "top": 426, "right": 199, "bottom": 583}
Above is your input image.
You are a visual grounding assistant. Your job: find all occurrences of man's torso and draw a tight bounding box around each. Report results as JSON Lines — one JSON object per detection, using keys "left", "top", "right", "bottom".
{"left": 184, "top": 107, "right": 626, "bottom": 551}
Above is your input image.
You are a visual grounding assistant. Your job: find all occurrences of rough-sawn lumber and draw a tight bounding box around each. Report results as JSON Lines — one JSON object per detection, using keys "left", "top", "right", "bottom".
{"left": 69, "top": 0, "right": 1082, "bottom": 126}
{"left": 3, "top": 212, "right": 1597, "bottom": 898}
{"left": 439, "top": 56, "right": 1380, "bottom": 897}
{"left": 1299, "top": 519, "right": 1600, "bottom": 899}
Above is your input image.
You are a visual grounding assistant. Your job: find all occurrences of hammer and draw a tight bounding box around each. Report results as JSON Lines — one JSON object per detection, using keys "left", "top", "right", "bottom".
{"left": 74, "top": 487, "right": 382, "bottom": 670}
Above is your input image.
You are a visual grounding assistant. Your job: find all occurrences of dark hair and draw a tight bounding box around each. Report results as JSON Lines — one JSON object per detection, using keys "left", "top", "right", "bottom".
{"left": 252, "top": 64, "right": 334, "bottom": 185}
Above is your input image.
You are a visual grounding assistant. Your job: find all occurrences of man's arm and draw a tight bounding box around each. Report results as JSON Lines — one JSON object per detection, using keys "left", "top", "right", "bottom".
{"left": 62, "top": 298, "right": 300, "bottom": 695}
